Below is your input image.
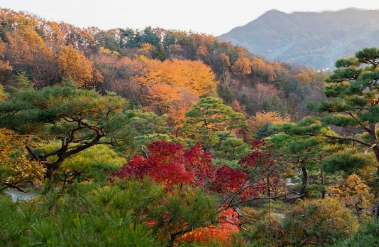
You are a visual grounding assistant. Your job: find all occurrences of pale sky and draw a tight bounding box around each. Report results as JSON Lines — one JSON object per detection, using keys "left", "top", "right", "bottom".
{"left": 1, "top": 0, "right": 379, "bottom": 36}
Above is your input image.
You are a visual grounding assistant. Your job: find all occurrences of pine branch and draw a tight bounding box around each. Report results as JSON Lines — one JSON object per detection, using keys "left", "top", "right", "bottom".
{"left": 322, "top": 134, "right": 371, "bottom": 147}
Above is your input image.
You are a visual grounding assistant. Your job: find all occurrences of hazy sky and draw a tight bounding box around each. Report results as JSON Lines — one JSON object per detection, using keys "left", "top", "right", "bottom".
{"left": 1, "top": 0, "right": 379, "bottom": 35}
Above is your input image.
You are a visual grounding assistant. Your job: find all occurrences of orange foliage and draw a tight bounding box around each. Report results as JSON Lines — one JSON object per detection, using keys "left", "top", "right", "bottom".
{"left": 146, "top": 84, "right": 183, "bottom": 113}
{"left": 245, "top": 111, "right": 290, "bottom": 142}
{"left": 57, "top": 45, "right": 95, "bottom": 87}
{"left": 135, "top": 58, "right": 218, "bottom": 97}
{"left": 231, "top": 57, "right": 252, "bottom": 76}
{"left": 134, "top": 58, "right": 217, "bottom": 129}
{"left": 5, "top": 27, "right": 46, "bottom": 67}
{"left": 294, "top": 69, "right": 316, "bottom": 85}
{"left": 179, "top": 208, "right": 239, "bottom": 245}
{"left": 0, "top": 39, "right": 12, "bottom": 72}
{"left": 251, "top": 57, "right": 265, "bottom": 72}
{"left": 137, "top": 43, "right": 154, "bottom": 58}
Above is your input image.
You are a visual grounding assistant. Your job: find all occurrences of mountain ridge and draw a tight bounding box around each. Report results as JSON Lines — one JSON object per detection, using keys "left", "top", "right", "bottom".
{"left": 219, "top": 8, "right": 379, "bottom": 70}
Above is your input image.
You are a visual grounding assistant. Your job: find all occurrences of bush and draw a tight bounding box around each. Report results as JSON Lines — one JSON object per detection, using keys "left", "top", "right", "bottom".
{"left": 330, "top": 220, "right": 379, "bottom": 247}
{"left": 283, "top": 198, "right": 359, "bottom": 246}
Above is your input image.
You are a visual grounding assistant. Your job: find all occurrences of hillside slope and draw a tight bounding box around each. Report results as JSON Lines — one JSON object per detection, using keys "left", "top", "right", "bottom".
{"left": 219, "top": 8, "right": 379, "bottom": 69}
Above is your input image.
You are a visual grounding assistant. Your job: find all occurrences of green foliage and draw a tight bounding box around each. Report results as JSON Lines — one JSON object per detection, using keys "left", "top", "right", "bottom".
{"left": 58, "top": 144, "right": 125, "bottom": 182}
{"left": 214, "top": 135, "right": 249, "bottom": 160}
{"left": 4, "top": 72, "right": 33, "bottom": 95}
{"left": 60, "top": 76, "right": 78, "bottom": 89}
{"left": 150, "top": 186, "right": 218, "bottom": 245}
{"left": 331, "top": 220, "right": 379, "bottom": 247}
{"left": 322, "top": 149, "right": 374, "bottom": 174}
{"left": 0, "top": 84, "right": 7, "bottom": 102}
{"left": 283, "top": 198, "right": 359, "bottom": 246}
{"left": 184, "top": 97, "right": 246, "bottom": 147}
{"left": 0, "top": 85, "right": 125, "bottom": 133}
{"left": 322, "top": 114, "right": 359, "bottom": 127}
{"left": 0, "top": 85, "right": 127, "bottom": 183}
{"left": 358, "top": 105, "right": 379, "bottom": 123}
{"left": 0, "top": 178, "right": 222, "bottom": 247}
{"left": 308, "top": 46, "right": 379, "bottom": 176}
{"left": 102, "top": 108, "right": 176, "bottom": 156}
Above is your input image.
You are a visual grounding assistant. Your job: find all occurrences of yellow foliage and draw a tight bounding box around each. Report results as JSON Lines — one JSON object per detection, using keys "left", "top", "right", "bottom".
{"left": 136, "top": 43, "right": 154, "bottom": 58}
{"left": 99, "top": 46, "right": 120, "bottom": 57}
{"left": 246, "top": 111, "right": 290, "bottom": 141}
{"left": 134, "top": 58, "right": 217, "bottom": 129}
{"left": 0, "top": 128, "right": 45, "bottom": 190}
{"left": 57, "top": 45, "right": 94, "bottom": 87}
{"left": 329, "top": 173, "right": 374, "bottom": 212}
{"left": 135, "top": 58, "right": 218, "bottom": 97}
{"left": 0, "top": 39, "right": 12, "bottom": 72}
{"left": 231, "top": 57, "right": 251, "bottom": 76}
{"left": 0, "top": 85, "right": 7, "bottom": 102}
{"left": 6, "top": 27, "right": 46, "bottom": 66}
{"left": 294, "top": 69, "right": 315, "bottom": 85}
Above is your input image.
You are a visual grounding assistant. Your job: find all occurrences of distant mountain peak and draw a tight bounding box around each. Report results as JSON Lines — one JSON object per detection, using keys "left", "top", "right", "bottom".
{"left": 219, "top": 8, "right": 379, "bottom": 69}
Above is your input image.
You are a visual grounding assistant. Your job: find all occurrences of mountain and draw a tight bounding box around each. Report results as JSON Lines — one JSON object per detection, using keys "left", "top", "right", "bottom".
{"left": 219, "top": 8, "right": 379, "bottom": 70}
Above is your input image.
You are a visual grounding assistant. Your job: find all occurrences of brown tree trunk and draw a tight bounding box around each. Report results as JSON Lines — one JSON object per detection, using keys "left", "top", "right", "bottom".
{"left": 300, "top": 166, "right": 308, "bottom": 198}
{"left": 320, "top": 168, "right": 326, "bottom": 199}
{"left": 373, "top": 146, "right": 379, "bottom": 176}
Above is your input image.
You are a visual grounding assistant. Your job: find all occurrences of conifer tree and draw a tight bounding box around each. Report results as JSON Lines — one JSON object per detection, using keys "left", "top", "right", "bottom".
{"left": 0, "top": 85, "right": 126, "bottom": 183}
{"left": 308, "top": 47, "right": 379, "bottom": 174}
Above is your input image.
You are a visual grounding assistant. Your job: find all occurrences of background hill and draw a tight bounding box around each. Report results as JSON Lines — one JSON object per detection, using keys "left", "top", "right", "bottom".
{"left": 0, "top": 8, "right": 326, "bottom": 121}
{"left": 219, "top": 8, "right": 379, "bottom": 70}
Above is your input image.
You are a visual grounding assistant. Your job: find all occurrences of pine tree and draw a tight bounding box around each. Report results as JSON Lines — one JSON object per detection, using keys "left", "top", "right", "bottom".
{"left": 308, "top": 47, "right": 379, "bottom": 174}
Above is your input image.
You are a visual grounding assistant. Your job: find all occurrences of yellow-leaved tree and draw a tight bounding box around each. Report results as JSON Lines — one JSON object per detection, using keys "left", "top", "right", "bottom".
{"left": 329, "top": 173, "right": 374, "bottom": 218}
{"left": 135, "top": 58, "right": 218, "bottom": 132}
{"left": 0, "top": 128, "right": 45, "bottom": 192}
{"left": 57, "top": 45, "right": 97, "bottom": 87}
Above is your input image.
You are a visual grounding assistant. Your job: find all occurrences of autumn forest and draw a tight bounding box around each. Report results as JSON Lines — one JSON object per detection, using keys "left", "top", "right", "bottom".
{"left": 0, "top": 8, "right": 379, "bottom": 246}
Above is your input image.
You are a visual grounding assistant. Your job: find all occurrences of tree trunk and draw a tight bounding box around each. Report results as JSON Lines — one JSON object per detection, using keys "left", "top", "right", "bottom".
{"left": 374, "top": 201, "right": 379, "bottom": 220}
{"left": 373, "top": 146, "right": 379, "bottom": 176}
{"left": 320, "top": 168, "right": 326, "bottom": 199}
{"left": 300, "top": 166, "right": 308, "bottom": 198}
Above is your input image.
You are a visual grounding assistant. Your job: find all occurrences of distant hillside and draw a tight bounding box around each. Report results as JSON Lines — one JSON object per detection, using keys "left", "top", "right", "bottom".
{"left": 219, "top": 8, "right": 379, "bottom": 70}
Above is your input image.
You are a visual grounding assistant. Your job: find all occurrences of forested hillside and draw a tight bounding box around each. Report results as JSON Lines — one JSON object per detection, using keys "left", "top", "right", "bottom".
{"left": 1, "top": 8, "right": 379, "bottom": 247}
{"left": 0, "top": 8, "right": 326, "bottom": 120}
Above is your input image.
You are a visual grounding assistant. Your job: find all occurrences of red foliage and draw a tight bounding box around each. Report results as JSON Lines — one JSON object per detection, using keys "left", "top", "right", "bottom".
{"left": 114, "top": 141, "right": 194, "bottom": 187}
{"left": 113, "top": 155, "right": 148, "bottom": 179}
{"left": 211, "top": 165, "right": 247, "bottom": 194}
{"left": 183, "top": 141, "right": 215, "bottom": 186}
{"left": 239, "top": 139, "right": 270, "bottom": 169}
{"left": 114, "top": 139, "right": 282, "bottom": 196}
{"left": 238, "top": 139, "right": 282, "bottom": 195}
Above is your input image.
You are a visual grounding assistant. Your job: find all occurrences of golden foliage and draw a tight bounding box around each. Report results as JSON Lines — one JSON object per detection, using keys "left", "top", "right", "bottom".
{"left": 250, "top": 111, "right": 290, "bottom": 130}
{"left": 135, "top": 58, "right": 218, "bottom": 97}
{"left": 294, "top": 69, "right": 315, "bottom": 85}
{"left": 245, "top": 111, "right": 290, "bottom": 142}
{"left": 0, "top": 128, "right": 45, "bottom": 190}
{"left": 57, "top": 45, "right": 95, "bottom": 87}
{"left": 231, "top": 57, "right": 251, "bottom": 76}
{"left": 0, "top": 39, "right": 12, "bottom": 72}
{"left": 329, "top": 173, "right": 374, "bottom": 212}
{"left": 0, "top": 85, "right": 7, "bottom": 102}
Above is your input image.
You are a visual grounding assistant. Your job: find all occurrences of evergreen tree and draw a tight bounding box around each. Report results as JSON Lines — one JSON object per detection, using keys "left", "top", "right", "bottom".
{"left": 0, "top": 85, "right": 126, "bottom": 184}
{"left": 308, "top": 47, "right": 379, "bottom": 174}
{"left": 183, "top": 97, "right": 246, "bottom": 148}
